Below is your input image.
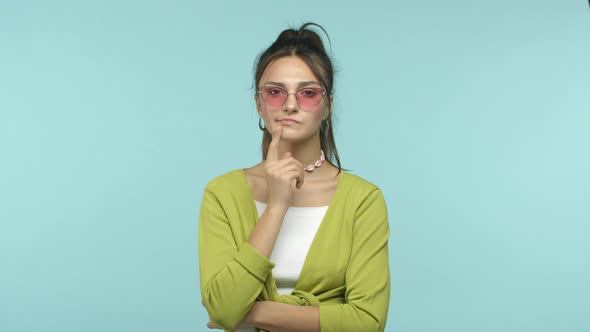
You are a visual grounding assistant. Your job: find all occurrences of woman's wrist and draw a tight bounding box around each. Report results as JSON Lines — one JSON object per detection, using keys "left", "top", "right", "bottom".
{"left": 265, "top": 202, "right": 289, "bottom": 216}
{"left": 245, "top": 301, "right": 266, "bottom": 326}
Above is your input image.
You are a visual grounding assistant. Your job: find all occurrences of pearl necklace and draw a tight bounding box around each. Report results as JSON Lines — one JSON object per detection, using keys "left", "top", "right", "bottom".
{"left": 304, "top": 149, "right": 325, "bottom": 172}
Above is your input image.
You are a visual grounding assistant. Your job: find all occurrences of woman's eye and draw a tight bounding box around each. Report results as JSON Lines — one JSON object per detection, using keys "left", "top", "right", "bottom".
{"left": 268, "top": 88, "right": 285, "bottom": 95}
{"left": 300, "top": 89, "right": 318, "bottom": 97}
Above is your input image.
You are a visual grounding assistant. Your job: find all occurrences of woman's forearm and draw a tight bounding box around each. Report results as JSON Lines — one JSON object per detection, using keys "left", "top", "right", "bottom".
{"left": 247, "top": 206, "right": 287, "bottom": 258}
{"left": 247, "top": 301, "right": 320, "bottom": 332}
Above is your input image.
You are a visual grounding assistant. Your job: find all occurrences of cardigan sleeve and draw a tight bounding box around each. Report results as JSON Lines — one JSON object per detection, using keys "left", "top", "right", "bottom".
{"left": 319, "top": 188, "right": 391, "bottom": 332}
{"left": 198, "top": 186, "right": 275, "bottom": 330}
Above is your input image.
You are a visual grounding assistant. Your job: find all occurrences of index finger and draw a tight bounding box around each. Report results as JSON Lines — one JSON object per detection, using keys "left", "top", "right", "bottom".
{"left": 267, "top": 125, "right": 282, "bottom": 161}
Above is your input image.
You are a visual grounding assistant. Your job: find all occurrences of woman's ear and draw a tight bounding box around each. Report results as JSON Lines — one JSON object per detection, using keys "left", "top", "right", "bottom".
{"left": 323, "top": 95, "right": 334, "bottom": 120}
{"left": 255, "top": 95, "right": 262, "bottom": 116}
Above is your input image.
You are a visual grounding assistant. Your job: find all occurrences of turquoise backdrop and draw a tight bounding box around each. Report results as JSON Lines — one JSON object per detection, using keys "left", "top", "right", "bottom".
{"left": 1, "top": 1, "right": 589, "bottom": 331}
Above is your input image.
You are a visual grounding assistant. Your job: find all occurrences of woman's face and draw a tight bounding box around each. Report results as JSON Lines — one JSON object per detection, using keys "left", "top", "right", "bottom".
{"left": 256, "top": 56, "right": 330, "bottom": 142}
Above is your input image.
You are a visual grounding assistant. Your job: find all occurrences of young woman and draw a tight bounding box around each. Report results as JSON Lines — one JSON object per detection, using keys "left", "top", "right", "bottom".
{"left": 198, "top": 23, "right": 390, "bottom": 332}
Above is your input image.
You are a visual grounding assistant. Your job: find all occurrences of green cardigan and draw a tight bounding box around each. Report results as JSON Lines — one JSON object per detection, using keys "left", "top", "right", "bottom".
{"left": 198, "top": 169, "right": 390, "bottom": 332}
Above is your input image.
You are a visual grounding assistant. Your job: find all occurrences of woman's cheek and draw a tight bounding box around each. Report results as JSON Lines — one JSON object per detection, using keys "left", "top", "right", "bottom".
{"left": 260, "top": 110, "right": 275, "bottom": 131}
{"left": 302, "top": 105, "right": 324, "bottom": 118}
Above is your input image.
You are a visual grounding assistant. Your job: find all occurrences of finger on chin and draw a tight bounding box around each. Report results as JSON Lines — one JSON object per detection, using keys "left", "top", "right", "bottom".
{"left": 274, "top": 124, "right": 282, "bottom": 136}
{"left": 267, "top": 125, "right": 282, "bottom": 161}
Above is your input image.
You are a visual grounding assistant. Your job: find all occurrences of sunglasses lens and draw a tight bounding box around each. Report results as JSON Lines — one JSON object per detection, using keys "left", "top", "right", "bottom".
{"left": 297, "top": 88, "right": 323, "bottom": 107}
{"left": 260, "top": 87, "right": 286, "bottom": 107}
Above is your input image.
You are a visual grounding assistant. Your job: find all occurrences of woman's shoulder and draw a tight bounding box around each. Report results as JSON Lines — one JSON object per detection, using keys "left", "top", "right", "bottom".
{"left": 338, "top": 172, "right": 388, "bottom": 217}
{"left": 203, "top": 168, "right": 245, "bottom": 192}
{"left": 340, "top": 171, "right": 381, "bottom": 194}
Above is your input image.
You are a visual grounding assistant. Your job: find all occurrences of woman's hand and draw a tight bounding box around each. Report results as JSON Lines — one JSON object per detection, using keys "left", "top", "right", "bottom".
{"left": 264, "top": 125, "right": 304, "bottom": 210}
{"left": 206, "top": 321, "right": 222, "bottom": 329}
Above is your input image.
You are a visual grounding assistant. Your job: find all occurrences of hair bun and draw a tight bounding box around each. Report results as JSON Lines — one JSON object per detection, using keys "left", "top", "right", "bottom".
{"left": 274, "top": 23, "right": 329, "bottom": 54}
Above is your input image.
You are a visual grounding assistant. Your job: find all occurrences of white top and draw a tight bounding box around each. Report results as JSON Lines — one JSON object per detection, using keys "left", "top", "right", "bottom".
{"left": 235, "top": 200, "right": 328, "bottom": 332}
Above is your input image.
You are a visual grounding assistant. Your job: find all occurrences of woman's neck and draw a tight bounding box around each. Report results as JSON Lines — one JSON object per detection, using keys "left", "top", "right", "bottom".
{"left": 277, "top": 140, "right": 325, "bottom": 177}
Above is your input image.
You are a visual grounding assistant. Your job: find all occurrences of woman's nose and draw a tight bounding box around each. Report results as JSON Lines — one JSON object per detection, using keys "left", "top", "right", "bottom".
{"left": 284, "top": 93, "right": 298, "bottom": 112}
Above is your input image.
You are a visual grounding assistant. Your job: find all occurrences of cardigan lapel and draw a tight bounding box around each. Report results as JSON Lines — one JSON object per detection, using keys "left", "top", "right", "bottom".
{"left": 293, "top": 171, "right": 346, "bottom": 294}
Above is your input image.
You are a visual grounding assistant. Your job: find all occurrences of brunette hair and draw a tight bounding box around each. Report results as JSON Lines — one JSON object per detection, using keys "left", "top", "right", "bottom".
{"left": 254, "top": 22, "right": 342, "bottom": 174}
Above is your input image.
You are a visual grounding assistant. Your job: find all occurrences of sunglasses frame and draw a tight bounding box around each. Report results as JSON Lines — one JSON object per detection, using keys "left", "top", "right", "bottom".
{"left": 256, "top": 85, "right": 326, "bottom": 108}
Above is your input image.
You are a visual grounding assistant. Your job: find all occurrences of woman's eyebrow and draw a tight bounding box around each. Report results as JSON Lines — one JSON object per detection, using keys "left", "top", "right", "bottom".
{"left": 262, "top": 80, "right": 322, "bottom": 88}
{"left": 262, "top": 81, "right": 287, "bottom": 87}
{"left": 298, "top": 81, "right": 322, "bottom": 87}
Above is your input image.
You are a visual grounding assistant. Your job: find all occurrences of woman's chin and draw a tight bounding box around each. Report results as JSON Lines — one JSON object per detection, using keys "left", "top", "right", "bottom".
{"left": 279, "top": 132, "right": 316, "bottom": 144}
{"left": 278, "top": 134, "right": 298, "bottom": 142}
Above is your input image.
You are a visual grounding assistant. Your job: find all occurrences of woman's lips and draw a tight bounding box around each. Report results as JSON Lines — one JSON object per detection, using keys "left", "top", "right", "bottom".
{"left": 277, "top": 118, "right": 299, "bottom": 125}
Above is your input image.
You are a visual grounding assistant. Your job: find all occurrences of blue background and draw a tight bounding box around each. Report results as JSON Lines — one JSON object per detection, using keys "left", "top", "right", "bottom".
{"left": 1, "top": 1, "right": 589, "bottom": 331}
